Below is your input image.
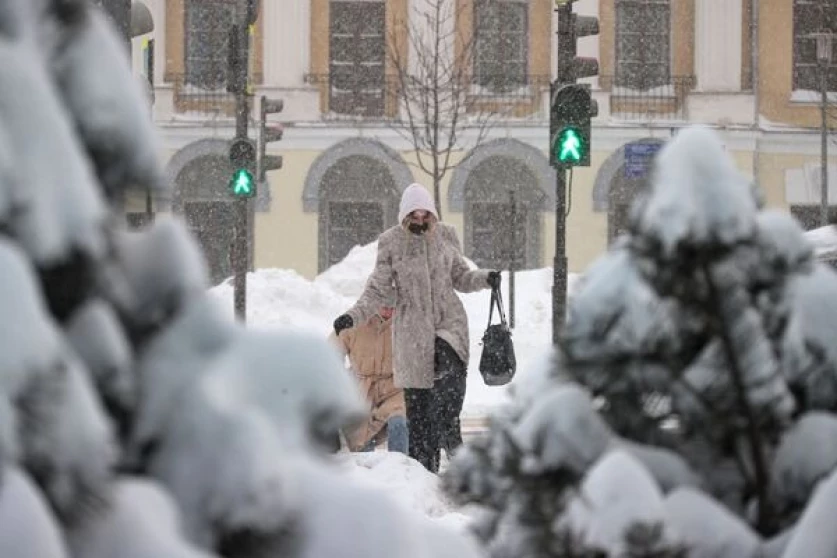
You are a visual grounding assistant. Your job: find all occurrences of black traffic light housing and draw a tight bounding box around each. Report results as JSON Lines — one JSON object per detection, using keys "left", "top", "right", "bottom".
{"left": 550, "top": 83, "right": 596, "bottom": 168}
{"left": 258, "top": 96, "right": 284, "bottom": 184}
{"left": 226, "top": 24, "right": 247, "bottom": 94}
{"left": 555, "top": 8, "right": 599, "bottom": 83}
{"left": 229, "top": 137, "right": 257, "bottom": 198}
{"left": 226, "top": 2, "right": 258, "bottom": 94}
{"left": 551, "top": 1, "right": 599, "bottom": 167}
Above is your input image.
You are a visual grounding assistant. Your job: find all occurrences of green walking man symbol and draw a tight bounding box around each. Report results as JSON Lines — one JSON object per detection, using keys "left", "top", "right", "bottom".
{"left": 558, "top": 128, "right": 582, "bottom": 163}
{"left": 229, "top": 168, "right": 255, "bottom": 197}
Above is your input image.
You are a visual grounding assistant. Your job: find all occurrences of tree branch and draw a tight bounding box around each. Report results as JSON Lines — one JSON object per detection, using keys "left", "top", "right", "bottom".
{"left": 701, "top": 263, "right": 776, "bottom": 535}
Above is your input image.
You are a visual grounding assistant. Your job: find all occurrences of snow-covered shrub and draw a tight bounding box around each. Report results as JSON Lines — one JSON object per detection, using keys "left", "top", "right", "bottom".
{"left": 0, "top": 2, "right": 482, "bottom": 557}
{"left": 446, "top": 125, "right": 837, "bottom": 556}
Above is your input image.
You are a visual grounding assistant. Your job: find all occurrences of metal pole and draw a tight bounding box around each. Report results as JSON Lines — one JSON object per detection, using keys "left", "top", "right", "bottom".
{"left": 509, "top": 190, "right": 517, "bottom": 329}
{"left": 145, "top": 38, "right": 155, "bottom": 223}
{"left": 822, "top": 59, "right": 830, "bottom": 227}
{"left": 233, "top": 23, "right": 250, "bottom": 322}
{"left": 552, "top": 167, "right": 568, "bottom": 344}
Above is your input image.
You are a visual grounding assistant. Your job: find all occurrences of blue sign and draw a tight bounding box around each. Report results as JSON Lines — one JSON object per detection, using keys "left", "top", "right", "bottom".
{"left": 624, "top": 142, "right": 663, "bottom": 179}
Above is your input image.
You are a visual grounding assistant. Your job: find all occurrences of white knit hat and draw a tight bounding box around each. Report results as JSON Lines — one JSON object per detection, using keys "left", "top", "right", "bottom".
{"left": 398, "top": 183, "right": 439, "bottom": 223}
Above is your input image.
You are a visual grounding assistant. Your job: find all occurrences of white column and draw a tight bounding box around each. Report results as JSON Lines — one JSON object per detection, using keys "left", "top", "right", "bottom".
{"left": 695, "top": 0, "right": 743, "bottom": 91}
{"left": 263, "top": 0, "right": 310, "bottom": 87}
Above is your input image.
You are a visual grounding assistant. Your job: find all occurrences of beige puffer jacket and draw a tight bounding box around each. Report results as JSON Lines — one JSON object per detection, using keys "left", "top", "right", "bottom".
{"left": 346, "top": 222, "right": 490, "bottom": 389}
{"left": 330, "top": 315, "right": 406, "bottom": 450}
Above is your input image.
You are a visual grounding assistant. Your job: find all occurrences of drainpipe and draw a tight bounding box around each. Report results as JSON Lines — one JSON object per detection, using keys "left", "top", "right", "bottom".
{"left": 751, "top": 0, "right": 760, "bottom": 187}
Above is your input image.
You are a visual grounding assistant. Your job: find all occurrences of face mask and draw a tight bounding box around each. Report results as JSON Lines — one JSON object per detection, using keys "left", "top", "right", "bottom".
{"left": 408, "top": 222, "right": 429, "bottom": 235}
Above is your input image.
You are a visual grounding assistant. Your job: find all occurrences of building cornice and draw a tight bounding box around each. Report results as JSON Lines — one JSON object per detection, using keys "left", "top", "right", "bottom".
{"left": 152, "top": 119, "right": 830, "bottom": 157}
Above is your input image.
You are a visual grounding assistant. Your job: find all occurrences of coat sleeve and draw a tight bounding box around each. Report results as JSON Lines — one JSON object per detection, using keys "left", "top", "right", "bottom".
{"left": 446, "top": 225, "right": 491, "bottom": 293}
{"left": 346, "top": 236, "right": 394, "bottom": 324}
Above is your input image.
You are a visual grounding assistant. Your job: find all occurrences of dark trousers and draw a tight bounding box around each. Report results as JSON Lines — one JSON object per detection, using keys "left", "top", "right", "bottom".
{"left": 404, "top": 338, "right": 467, "bottom": 473}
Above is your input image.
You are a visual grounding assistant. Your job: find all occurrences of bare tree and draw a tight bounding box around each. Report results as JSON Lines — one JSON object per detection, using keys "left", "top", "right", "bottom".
{"left": 386, "top": 0, "right": 500, "bottom": 220}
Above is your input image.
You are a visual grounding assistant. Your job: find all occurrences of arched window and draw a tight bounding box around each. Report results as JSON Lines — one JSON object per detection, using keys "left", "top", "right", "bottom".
{"left": 175, "top": 154, "right": 236, "bottom": 285}
{"left": 463, "top": 156, "right": 544, "bottom": 270}
{"left": 318, "top": 155, "right": 400, "bottom": 271}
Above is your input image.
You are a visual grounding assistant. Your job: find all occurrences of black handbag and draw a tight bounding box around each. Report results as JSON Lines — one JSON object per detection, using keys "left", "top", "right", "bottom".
{"left": 478, "top": 283, "right": 516, "bottom": 386}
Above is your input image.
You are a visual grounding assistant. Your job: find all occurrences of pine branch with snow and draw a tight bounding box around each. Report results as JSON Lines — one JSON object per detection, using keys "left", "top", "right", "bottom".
{"left": 448, "top": 125, "right": 837, "bottom": 557}
{"left": 0, "top": 2, "right": 488, "bottom": 558}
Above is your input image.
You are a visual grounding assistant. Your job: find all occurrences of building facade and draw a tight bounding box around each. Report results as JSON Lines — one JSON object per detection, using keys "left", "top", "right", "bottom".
{"left": 128, "top": 0, "right": 836, "bottom": 285}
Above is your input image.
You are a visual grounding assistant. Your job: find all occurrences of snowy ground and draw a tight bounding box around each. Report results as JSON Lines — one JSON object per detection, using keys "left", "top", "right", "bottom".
{"left": 336, "top": 451, "right": 473, "bottom": 532}
{"left": 208, "top": 242, "right": 581, "bottom": 418}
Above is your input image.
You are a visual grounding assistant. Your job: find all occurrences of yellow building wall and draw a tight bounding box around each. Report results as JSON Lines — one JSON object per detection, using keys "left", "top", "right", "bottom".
{"left": 757, "top": 0, "right": 823, "bottom": 128}
{"left": 564, "top": 151, "right": 607, "bottom": 273}
{"left": 254, "top": 151, "right": 321, "bottom": 278}
{"left": 150, "top": 141, "right": 803, "bottom": 282}
{"left": 757, "top": 152, "right": 834, "bottom": 211}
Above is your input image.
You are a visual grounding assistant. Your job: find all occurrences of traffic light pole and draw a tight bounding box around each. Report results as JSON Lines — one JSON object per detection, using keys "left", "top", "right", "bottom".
{"left": 233, "top": 26, "right": 250, "bottom": 322}
{"left": 552, "top": 2, "right": 571, "bottom": 346}
{"left": 553, "top": 166, "right": 568, "bottom": 345}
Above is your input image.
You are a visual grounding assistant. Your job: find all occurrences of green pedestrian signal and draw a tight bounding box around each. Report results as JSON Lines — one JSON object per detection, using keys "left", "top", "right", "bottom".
{"left": 229, "top": 168, "right": 256, "bottom": 198}
{"left": 554, "top": 126, "right": 584, "bottom": 165}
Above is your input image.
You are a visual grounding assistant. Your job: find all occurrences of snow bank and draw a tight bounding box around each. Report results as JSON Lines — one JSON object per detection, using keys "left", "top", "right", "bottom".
{"left": 209, "top": 241, "right": 582, "bottom": 417}
{"left": 338, "top": 451, "right": 471, "bottom": 532}
{"left": 804, "top": 225, "right": 837, "bottom": 259}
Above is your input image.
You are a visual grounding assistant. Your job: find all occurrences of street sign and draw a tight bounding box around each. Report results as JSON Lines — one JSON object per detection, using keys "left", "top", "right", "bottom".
{"left": 624, "top": 142, "right": 663, "bottom": 179}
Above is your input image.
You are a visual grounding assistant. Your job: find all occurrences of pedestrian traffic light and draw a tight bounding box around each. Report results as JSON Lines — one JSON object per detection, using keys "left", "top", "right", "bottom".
{"left": 258, "top": 96, "right": 284, "bottom": 186}
{"left": 229, "top": 137, "right": 256, "bottom": 198}
{"left": 549, "top": 83, "right": 595, "bottom": 167}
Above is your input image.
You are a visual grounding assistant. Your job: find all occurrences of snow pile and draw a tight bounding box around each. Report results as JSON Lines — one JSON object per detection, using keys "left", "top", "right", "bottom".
{"left": 804, "top": 225, "right": 837, "bottom": 259}
{"left": 210, "top": 245, "right": 581, "bottom": 417}
{"left": 340, "top": 451, "right": 472, "bottom": 531}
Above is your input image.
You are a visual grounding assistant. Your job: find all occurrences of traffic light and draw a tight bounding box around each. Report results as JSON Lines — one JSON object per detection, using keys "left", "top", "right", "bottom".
{"left": 229, "top": 137, "right": 256, "bottom": 198}
{"left": 549, "top": 83, "right": 595, "bottom": 167}
{"left": 555, "top": 3, "right": 600, "bottom": 83}
{"left": 227, "top": 23, "right": 247, "bottom": 94}
{"left": 258, "top": 96, "right": 284, "bottom": 185}
{"left": 551, "top": 1, "right": 599, "bottom": 168}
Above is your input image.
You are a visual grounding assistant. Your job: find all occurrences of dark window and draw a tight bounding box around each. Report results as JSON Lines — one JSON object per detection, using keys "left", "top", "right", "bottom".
{"left": 473, "top": 0, "right": 528, "bottom": 92}
{"left": 793, "top": 0, "right": 837, "bottom": 91}
{"left": 615, "top": 0, "right": 671, "bottom": 90}
{"left": 318, "top": 155, "right": 399, "bottom": 272}
{"left": 183, "top": 201, "right": 236, "bottom": 285}
{"left": 327, "top": 201, "right": 384, "bottom": 267}
{"left": 608, "top": 203, "right": 633, "bottom": 243}
{"left": 329, "top": 1, "right": 386, "bottom": 116}
{"left": 126, "top": 212, "right": 154, "bottom": 230}
{"left": 790, "top": 205, "right": 837, "bottom": 230}
{"left": 463, "top": 156, "right": 543, "bottom": 270}
{"left": 471, "top": 202, "right": 527, "bottom": 270}
{"left": 184, "top": 0, "right": 238, "bottom": 90}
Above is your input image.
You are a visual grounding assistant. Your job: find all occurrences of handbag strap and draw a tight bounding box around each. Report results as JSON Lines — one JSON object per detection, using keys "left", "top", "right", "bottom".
{"left": 486, "top": 283, "right": 508, "bottom": 329}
